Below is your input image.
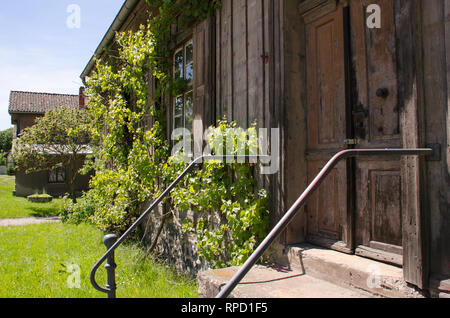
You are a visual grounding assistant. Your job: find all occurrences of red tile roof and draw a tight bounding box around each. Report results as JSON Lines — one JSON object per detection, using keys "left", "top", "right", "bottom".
{"left": 8, "top": 91, "right": 80, "bottom": 114}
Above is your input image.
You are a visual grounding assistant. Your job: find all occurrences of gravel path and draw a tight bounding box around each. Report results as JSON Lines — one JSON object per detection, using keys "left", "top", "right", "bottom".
{"left": 0, "top": 217, "right": 61, "bottom": 227}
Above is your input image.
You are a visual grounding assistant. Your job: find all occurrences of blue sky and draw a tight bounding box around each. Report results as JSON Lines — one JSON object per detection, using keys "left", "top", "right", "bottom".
{"left": 0, "top": 0, "right": 126, "bottom": 131}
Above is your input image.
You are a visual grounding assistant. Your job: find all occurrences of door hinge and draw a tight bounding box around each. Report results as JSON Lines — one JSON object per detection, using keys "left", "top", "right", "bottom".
{"left": 344, "top": 139, "right": 359, "bottom": 146}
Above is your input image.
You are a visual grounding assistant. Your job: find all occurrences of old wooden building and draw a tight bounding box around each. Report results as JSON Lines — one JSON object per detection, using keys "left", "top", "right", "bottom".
{"left": 82, "top": 0, "right": 449, "bottom": 297}
{"left": 9, "top": 90, "right": 91, "bottom": 198}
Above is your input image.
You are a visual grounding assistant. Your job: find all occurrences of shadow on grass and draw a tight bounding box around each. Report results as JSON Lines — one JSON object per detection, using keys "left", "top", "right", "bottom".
{"left": 29, "top": 207, "right": 61, "bottom": 218}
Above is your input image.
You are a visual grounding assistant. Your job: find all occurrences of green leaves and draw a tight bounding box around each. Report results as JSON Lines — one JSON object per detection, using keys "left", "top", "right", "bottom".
{"left": 170, "top": 120, "right": 270, "bottom": 268}
{"left": 65, "top": 0, "right": 269, "bottom": 268}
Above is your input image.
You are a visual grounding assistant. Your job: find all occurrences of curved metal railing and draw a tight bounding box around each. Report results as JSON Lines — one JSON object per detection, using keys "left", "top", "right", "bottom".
{"left": 90, "top": 149, "right": 433, "bottom": 298}
{"left": 215, "top": 148, "right": 433, "bottom": 298}
{"left": 90, "top": 155, "right": 268, "bottom": 298}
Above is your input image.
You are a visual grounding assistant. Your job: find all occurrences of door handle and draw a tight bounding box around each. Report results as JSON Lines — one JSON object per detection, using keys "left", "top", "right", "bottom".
{"left": 376, "top": 88, "right": 389, "bottom": 98}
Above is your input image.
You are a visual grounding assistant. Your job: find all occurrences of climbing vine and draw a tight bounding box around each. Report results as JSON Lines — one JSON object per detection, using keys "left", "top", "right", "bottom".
{"left": 63, "top": 0, "right": 269, "bottom": 268}
{"left": 170, "top": 120, "right": 269, "bottom": 268}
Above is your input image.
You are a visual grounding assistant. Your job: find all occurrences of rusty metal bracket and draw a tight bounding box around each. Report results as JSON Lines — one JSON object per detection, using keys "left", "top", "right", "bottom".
{"left": 426, "top": 143, "right": 441, "bottom": 161}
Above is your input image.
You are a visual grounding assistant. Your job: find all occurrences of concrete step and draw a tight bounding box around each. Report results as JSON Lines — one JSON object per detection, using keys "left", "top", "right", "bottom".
{"left": 197, "top": 243, "right": 426, "bottom": 298}
{"left": 198, "top": 265, "right": 374, "bottom": 298}
{"left": 280, "top": 243, "right": 425, "bottom": 298}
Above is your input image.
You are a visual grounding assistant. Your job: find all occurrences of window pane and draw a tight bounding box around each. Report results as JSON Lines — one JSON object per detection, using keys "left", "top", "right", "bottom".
{"left": 185, "top": 42, "right": 193, "bottom": 65}
{"left": 185, "top": 91, "right": 193, "bottom": 132}
{"left": 57, "top": 169, "right": 66, "bottom": 183}
{"left": 185, "top": 63, "right": 193, "bottom": 84}
{"left": 49, "top": 167, "right": 66, "bottom": 184}
{"left": 174, "top": 95, "right": 184, "bottom": 129}
{"left": 174, "top": 49, "right": 184, "bottom": 79}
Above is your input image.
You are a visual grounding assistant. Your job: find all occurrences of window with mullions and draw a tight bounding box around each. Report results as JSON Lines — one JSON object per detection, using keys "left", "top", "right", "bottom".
{"left": 173, "top": 40, "right": 194, "bottom": 133}
{"left": 48, "top": 167, "right": 66, "bottom": 184}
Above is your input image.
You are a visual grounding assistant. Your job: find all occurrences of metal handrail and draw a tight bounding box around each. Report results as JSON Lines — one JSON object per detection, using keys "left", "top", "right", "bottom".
{"left": 90, "top": 155, "right": 268, "bottom": 298}
{"left": 215, "top": 148, "right": 433, "bottom": 298}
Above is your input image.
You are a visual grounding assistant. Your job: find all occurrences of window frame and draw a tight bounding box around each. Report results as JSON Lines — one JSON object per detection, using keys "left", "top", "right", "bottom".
{"left": 48, "top": 167, "right": 66, "bottom": 184}
{"left": 172, "top": 39, "right": 194, "bottom": 133}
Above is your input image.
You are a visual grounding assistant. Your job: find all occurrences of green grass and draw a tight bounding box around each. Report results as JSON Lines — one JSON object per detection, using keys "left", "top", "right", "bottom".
{"left": 0, "top": 222, "right": 198, "bottom": 298}
{"left": 0, "top": 175, "right": 64, "bottom": 218}
{"left": 0, "top": 175, "right": 198, "bottom": 298}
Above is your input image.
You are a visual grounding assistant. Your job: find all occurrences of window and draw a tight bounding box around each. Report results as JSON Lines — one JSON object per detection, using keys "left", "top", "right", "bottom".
{"left": 48, "top": 167, "right": 66, "bottom": 184}
{"left": 173, "top": 40, "right": 194, "bottom": 132}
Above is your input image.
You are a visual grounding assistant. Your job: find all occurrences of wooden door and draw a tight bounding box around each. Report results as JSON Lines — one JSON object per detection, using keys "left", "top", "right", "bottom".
{"left": 304, "top": 0, "right": 406, "bottom": 264}
{"left": 350, "top": 0, "right": 404, "bottom": 266}
{"left": 305, "top": 4, "right": 352, "bottom": 253}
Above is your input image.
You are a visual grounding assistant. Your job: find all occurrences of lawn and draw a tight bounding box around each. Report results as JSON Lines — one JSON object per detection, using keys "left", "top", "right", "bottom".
{"left": 0, "top": 175, "right": 64, "bottom": 219}
{"left": 0, "top": 175, "right": 198, "bottom": 298}
{"left": 0, "top": 223, "right": 198, "bottom": 298}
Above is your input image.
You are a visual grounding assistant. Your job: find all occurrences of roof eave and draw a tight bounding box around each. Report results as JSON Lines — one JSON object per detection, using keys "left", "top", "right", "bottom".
{"left": 80, "top": 0, "right": 141, "bottom": 83}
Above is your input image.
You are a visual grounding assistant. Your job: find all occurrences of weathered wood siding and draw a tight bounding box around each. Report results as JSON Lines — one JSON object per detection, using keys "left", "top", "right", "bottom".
{"left": 214, "top": 0, "right": 285, "bottom": 231}
{"left": 419, "top": 0, "right": 450, "bottom": 280}
{"left": 214, "top": 0, "right": 282, "bottom": 134}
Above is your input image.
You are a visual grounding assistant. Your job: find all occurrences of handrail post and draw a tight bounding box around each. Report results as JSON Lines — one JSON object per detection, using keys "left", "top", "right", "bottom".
{"left": 103, "top": 234, "right": 118, "bottom": 299}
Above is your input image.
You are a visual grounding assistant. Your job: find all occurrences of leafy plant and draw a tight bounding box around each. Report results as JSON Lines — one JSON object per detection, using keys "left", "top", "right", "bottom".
{"left": 66, "top": 0, "right": 270, "bottom": 268}
{"left": 0, "top": 152, "right": 6, "bottom": 166}
{"left": 170, "top": 120, "right": 269, "bottom": 268}
{"left": 0, "top": 128, "right": 13, "bottom": 154}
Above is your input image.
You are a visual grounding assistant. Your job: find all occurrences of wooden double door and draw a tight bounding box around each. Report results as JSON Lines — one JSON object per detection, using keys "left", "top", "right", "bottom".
{"left": 304, "top": 0, "right": 406, "bottom": 266}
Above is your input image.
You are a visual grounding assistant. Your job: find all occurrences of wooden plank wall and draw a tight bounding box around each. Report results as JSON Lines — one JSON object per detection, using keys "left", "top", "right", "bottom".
{"left": 419, "top": 0, "right": 450, "bottom": 278}
{"left": 215, "top": 0, "right": 272, "bottom": 129}
{"left": 215, "top": 0, "right": 286, "bottom": 232}
{"left": 282, "top": 0, "right": 309, "bottom": 244}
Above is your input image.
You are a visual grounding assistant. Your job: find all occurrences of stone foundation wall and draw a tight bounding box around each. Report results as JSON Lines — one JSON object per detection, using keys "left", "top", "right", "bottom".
{"left": 139, "top": 202, "right": 210, "bottom": 277}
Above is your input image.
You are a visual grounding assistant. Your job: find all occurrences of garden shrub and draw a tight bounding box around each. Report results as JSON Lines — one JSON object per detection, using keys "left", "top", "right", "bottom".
{"left": 60, "top": 192, "right": 96, "bottom": 225}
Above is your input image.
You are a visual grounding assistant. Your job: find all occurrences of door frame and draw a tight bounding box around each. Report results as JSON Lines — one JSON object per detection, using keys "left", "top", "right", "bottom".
{"left": 296, "top": 0, "right": 428, "bottom": 288}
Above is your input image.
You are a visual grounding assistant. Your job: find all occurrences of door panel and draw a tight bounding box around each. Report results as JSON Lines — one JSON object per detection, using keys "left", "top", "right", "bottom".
{"left": 306, "top": 8, "right": 346, "bottom": 152}
{"left": 355, "top": 159, "right": 403, "bottom": 265}
{"left": 351, "top": 0, "right": 403, "bottom": 265}
{"left": 307, "top": 160, "right": 347, "bottom": 241}
{"left": 352, "top": 0, "right": 401, "bottom": 148}
{"left": 305, "top": 4, "right": 351, "bottom": 252}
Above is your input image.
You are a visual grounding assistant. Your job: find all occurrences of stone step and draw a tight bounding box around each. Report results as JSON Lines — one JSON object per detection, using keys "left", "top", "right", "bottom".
{"left": 280, "top": 243, "right": 425, "bottom": 298}
{"left": 197, "top": 265, "right": 374, "bottom": 298}
{"left": 197, "top": 243, "right": 427, "bottom": 298}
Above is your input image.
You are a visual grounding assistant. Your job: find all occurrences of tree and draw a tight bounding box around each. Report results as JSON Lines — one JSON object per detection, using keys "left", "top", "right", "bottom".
{"left": 13, "top": 106, "right": 92, "bottom": 203}
{"left": 0, "top": 128, "right": 13, "bottom": 154}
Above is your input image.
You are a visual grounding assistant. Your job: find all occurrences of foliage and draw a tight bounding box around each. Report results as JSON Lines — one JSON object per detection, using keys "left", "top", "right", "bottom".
{"left": 170, "top": 121, "right": 269, "bottom": 268}
{"left": 144, "top": 0, "right": 222, "bottom": 97}
{"left": 0, "top": 128, "right": 13, "bottom": 166}
{"left": 6, "top": 166, "right": 15, "bottom": 176}
{"left": 60, "top": 191, "right": 99, "bottom": 226}
{"left": 0, "top": 152, "right": 6, "bottom": 166}
{"left": 0, "top": 128, "right": 13, "bottom": 154}
{"left": 12, "top": 106, "right": 92, "bottom": 203}
{"left": 81, "top": 0, "right": 221, "bottom": 233}
{"left": 68, "top": 0, "right": 269, "bottom": 268}
{"left": 84, "top": 25, "right": 171, "bottom": 233}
